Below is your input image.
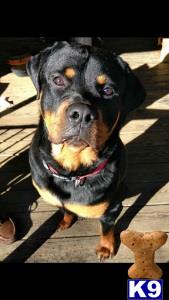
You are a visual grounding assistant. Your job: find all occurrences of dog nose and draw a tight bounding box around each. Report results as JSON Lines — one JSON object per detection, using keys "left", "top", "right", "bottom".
{"left": 67, "top": 103, "right": 96, "bottom": 127}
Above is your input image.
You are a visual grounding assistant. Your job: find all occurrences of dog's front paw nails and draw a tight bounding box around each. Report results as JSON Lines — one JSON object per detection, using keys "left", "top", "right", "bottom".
{"left": 96, "top": 245, "right": 114, "bottom": 261}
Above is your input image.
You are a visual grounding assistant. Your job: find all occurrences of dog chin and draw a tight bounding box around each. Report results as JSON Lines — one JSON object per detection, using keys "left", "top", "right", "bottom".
{"left": 51, "top": 136, "right": 99, "bottom": 171}
{"left": 51, "top": 139, "right": 88, "bottom": 154}
{"left": 65, "top": 137, "right": 88, "bottom": 151}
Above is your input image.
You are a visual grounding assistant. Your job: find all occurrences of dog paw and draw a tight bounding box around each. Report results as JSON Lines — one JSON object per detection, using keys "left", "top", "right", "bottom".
{"left": 57, "top": 213, "right": 76, "bottom": 231}
{"left": 96, "top": 244, "right": 114, "bottom": 261}
{"left": 57, "top": 219, "right": 72, "bottom": 231}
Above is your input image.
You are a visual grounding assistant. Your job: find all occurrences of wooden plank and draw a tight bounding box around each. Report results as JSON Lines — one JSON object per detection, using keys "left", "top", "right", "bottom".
{"left": 26, "top": 236, "right": 169, "bottom": 263}
{"left": 0, "top": 235, "right": 168, "bottom": 263}
{"left": 23, "top": 205, "right": 169, "bottom": 239}
{"left": 0, "top": 205, "right": 166, "bottom": 242}
{"left": 0, "top": 154, "right": 29, "bottom": 166}
{"left": 30, "top": 237, "right": 169, "bottom": 263}
{"left": 142, "top": 70, "right": 169, "bottom": 79}
{"left": 0, "top": 141, "right": 32, "bottom": 157}
{"left": 0, "top": 173, "right": 34, "bottom": 190}
{"left": 121, "top": 51, "right": 161, "bottom": 67}
{"left": 131, "top": 109, "right": 169, "bottom": 119}
{"left": 0, "top": 154, "right": 30, "bottom": 169}
{"left": 124, "top": 182, "right": 169, "bottom": 206}
{"left": 115, "top": 205, "right": 169, "bottom": 232}
{"left": 0, "top": 103, "right": 39, "bottom": 118}
{"left": 0, "top": 129, "right": 35, "bottom": 142}
{"left": 127, "top": 146, "right": 169, "bottom": 164}
{"left": 145, "top": 87, "right": 169, "bottom": 97}
{"left": 120, "top": 131, "right": 169, "bottom": 146}
{"left": 121, "top": 119, "right": 169, "bottom": 133}
{"left": 0, "top": 117, "right": 38, "bottom": 126}
{"left": 0, "top": 134, "right": 33, "bottom": 148}
{"left": 0, "top": 140, "right": 31, "bottom": 154}
{"left": 0, "top": 110, "right": 38, "bottom": 123}
{"left": 0, "top": 204, "right": 169, "bottom": 262}
{"left": 123, "top": 194, "right": 169, "bottom": 207}
{"left": 127, "top": 163, "right": 169, "bottom": 182}
{"left": 144, "top": 82, "right": 169, "bottom": 89}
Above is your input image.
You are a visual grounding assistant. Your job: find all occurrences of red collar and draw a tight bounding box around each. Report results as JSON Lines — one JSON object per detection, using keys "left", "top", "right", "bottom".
{"left": 43, "top": 159, "right": 109, "bottom": 187}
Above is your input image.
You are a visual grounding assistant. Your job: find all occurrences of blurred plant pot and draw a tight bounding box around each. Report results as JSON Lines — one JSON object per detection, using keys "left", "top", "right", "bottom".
{"left": 7, "top": 54, "right": 31, "bottom": 77}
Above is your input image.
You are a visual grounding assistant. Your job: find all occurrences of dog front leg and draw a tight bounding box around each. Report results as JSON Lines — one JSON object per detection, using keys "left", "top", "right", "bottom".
{"left": 96, "top": 201, "right": 122, "bottom": 261}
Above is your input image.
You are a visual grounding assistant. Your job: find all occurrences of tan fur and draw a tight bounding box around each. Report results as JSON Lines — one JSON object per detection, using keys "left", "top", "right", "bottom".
{"left": 65, "top": 201, "right": 109, "bottom": 218}
{"left": 65, "top": 67, "right": 76, "bottom": 78}
{"left": 58, "top": 212, "right": 76, "bottom": 230}
{"left": 90, "top": 111, "right": 121, "bottom": 149}
{"left": 43, "top": 95, "right": 120, "bottom": 171}
{"left": 100, "top": 230, "right": 115, "bottom": 250}
{"left": 32, "top": 180, "right": 62, "bottom": 206}
{"left": 51, "top": 111, "right": 120, "bottom": 171}
{"left": 96, "top": 74, "right": 107, "bottom": 85}
{"left": 52, "top": 143, "right": 98, "bottom": 171}
{"left": 79, "top": 146, "right": 98, "bottom": 166}
{"left": 90, "top": 119, "right": 109, "bottom": 149}
{"left": 96, "top": 229, "right": 115, "bottom": 259}
{"left": 43, "top": 101, "right": 70, "bottom": 143}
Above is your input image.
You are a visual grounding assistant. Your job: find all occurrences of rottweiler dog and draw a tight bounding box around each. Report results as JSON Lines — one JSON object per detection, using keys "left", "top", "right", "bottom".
{"left": 27, "top": 41, "right": 146, "bottom": 260}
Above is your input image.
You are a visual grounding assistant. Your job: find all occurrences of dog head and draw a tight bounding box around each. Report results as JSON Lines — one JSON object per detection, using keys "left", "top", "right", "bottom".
{"left": 27, "top": 41, "right": 146, "bottom": 171}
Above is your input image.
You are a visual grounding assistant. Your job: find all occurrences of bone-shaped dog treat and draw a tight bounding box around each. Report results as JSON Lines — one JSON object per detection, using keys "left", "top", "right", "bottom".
{"left": 120, "top": 230, "right": 168, "bottom": 279}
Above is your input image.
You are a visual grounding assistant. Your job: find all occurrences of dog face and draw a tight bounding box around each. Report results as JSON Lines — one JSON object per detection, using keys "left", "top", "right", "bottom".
{"left": 27, "top": 41, "right": 145, "bottom": 170}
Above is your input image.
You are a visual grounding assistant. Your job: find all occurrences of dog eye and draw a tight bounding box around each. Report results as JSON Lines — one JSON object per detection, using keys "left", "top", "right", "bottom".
{"left": 53, "top": 76, "right": 65, "bottom": 87}
{"left": 103, "top": 86, "right": 114, "bottom": 96}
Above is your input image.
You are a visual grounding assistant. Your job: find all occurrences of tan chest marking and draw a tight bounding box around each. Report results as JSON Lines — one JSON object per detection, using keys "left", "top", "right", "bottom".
{"left": 65, "top": 201, "right": 109, "bottom": 218}
{"left": 32, "top": 180, "right": 62, "bottom": 207}
{"left": 52, "top": 143, "right": 98, "bottom": 172}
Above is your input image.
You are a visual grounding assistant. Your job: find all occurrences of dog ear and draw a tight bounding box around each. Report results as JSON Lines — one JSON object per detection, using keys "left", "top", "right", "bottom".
{"left": 26, "top": 46, "right": 52, "bottom": 99}
{"left": 117, "top": 56, "right": 146, "bottom": 116}
{"left": 26, "top": 41, "right": 67, "bottom": 99}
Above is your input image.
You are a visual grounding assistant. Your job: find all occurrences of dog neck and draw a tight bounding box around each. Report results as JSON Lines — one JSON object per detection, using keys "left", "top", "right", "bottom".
{"left": 42, "top": 156, "right": 110, "bottom": 187}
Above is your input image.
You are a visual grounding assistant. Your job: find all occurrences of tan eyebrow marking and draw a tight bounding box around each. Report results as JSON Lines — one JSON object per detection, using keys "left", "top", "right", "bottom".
{"left": 65, "top": 67, "right": 76, "bottom": 79}
{"left": 96, "top": 74, "right": 107, "bottom": 85}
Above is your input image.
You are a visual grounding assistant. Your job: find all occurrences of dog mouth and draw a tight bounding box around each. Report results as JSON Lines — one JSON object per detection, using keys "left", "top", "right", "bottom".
{"left": 61, "top": 136, "right": 89, "bottom": 151}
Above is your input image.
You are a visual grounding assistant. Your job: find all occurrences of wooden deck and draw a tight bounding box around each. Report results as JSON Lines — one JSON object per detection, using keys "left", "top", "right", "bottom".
{"left": 0, "top": 40, "right": 169, "bottom": 262}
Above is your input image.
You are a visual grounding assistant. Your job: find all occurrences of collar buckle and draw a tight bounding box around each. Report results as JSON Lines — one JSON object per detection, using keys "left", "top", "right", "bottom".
{"left": 75, "top": 177, "right": 86, "bottom": 188}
